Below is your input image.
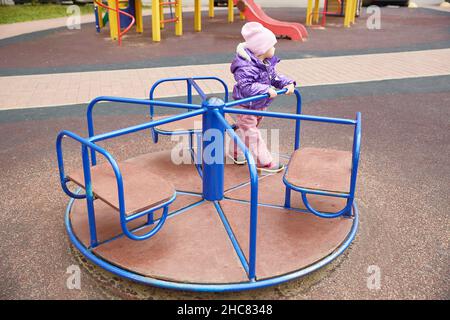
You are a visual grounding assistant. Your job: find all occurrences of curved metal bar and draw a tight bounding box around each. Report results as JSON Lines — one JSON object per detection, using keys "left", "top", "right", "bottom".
{"left": 223, "top": 84, "right": 360, "bottom": 219}
{"left": 224, "top": 87, "right": 303, "bottom": 149}
{"left": 350, "top": 112, "right": 362, "bottom": 197}
{"left": 87, "top": 95, "right": 201, "bottom": 165}
{"left": 56, "top": 130, "right": 125, "bottom": 206}
{"left": 282, "top": 175, "right": 350, "bottom": 198}
{"left": 57, "top": 130, "right": 125, "bottom": 246}
{"left": 65, "top": 194, "right": 359, "bottom": 292}
{"left": 295, "top": 112, "right": 360, "bottom": 219}
{"left": 224, "top": 87, "right": 305, "bottom": 212}
{"left": 149, "top": 77, "right": 193, "bottom": 118}
{"left": 301, "top": 192, "right": 352, "bottom": 218}
{"left": 282, "top": 169, "right": 352, "bottom": 218}
{"left": 57, "top": 130, "right": 177, "bottom": 242}
{"left": 124, "top": 193, "right": 176, "bottom": 222}
{"left": 149, "top": 76, "right": 229, "bottom": 117}
{"left": 55, "top": 129, "right": 86, "bottom": 199}
{"left": 213, "top": 110, "right": 259, "bottom": 281}
{"left": 149, "top": 77, "right": 229, "bottom": 144}
{"left": 192, "top": 76, "right": 229, "bottom": 102}
{"left": 294, "top": 89, "right": 302, "bottom": 150}
{"left": 120, "top": 193, "right": 176, "bottom": 241}
{"left": 149, "top": 79, "right": 186, "bottom": 143}
{"left": 56, "top": 131, "right": 119, "bottom": 200}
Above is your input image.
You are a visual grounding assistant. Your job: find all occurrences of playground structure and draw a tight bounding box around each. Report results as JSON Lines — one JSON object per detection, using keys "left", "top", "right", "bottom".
{"left": 306, "top": 0, "right": 361, "bottom": 28}
{"left": 93, "top": 0, "right": 361, "bottom": 44}
{"left": 235, "top": 0, "right": 308, "bottom": 41}
{"left": 94, "top": 0, "right": 144, "bottom": 45}
{"left": 93, "top": 0, "right": 311, "bottom": 44}
{"left": 56, "top": 76, "right": 361, "bottom": 291}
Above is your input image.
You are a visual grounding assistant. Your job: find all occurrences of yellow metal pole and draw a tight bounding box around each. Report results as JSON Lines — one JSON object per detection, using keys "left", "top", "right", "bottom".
{"left": 343, "top": 0, "right": 352, "bottom": 27}
{"left": 152, "top": 0, "right": 161, "bottom": 41}
{"left": 160, "top": 2, "right": 165, "bottom": 29}
{"left": 313, "top": 0, "right": 320, "bottom": 24}
{"left": 135, "top": 0, "right": 143, "bottom": 33}
{"left": 351, "top": 0, "right": 357, "bottom": 24}
{"left": 306, "top": 0, "right": 313, "bottom": 26}
{"left": 194, "top": 0, "right": 201, "bottom": 31}
{"left": 108, "top": 0, "right": 119, "bottom": 40}
{"left": 228, "top": 0, "right": 234, "bottom": 23}
{"left": 209, "top": 0, "right": 214, "bottom": 18}
{"left": 175, "top": 0, "right": 183, "bottom": 36}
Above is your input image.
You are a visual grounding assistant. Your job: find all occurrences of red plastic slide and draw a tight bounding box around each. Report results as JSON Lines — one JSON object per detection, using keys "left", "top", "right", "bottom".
{"left": 235, "top": 0, "right": 308, "bottom": 41}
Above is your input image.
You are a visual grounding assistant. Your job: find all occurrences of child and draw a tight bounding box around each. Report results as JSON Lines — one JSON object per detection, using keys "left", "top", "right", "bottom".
{"left": 229, "top": 22, "right": 296, "bottom": 173}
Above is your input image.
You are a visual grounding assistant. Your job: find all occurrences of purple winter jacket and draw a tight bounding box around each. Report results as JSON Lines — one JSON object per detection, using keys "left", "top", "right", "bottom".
{"left": 230, "top": 43, "right": 295, "bottom": 109}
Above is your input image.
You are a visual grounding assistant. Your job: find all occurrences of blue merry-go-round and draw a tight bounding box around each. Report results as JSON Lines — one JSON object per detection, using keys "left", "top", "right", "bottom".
{"left": 56, "top": 76, "right": 361, "bottom": 292}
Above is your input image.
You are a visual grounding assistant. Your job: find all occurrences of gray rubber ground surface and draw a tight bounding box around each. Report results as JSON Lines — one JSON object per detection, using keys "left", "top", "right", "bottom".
{"left": 0, "top": 76, "right": 448, "bottom": 299}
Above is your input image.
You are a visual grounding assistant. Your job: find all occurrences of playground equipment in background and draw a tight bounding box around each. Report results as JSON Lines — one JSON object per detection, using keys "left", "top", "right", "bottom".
{"left": 233, "top": 0, "right": 308, "bottom": 41}
{"left": 94, "top": 0, "right": 308, "bottom": 44}
{"left": 307, "top": 0, "right": 342, "bottom": 28}
{"left": 306, "top": 0, "right": 360, "bottom": 28}
{"left": 94, "top": 0, "right": 143, "bottom": 45}
{"left": 153, "top": 0, "right": 308, "bottom": 42}
{"left": 151, "top": 0, "right": 183, "bottom": 42}
{"left": 56, "top": 76, "right": 362, "bottom": 291}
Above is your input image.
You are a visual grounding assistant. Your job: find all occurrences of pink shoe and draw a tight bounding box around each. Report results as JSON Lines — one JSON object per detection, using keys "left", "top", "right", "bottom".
{"left": 257, "top": 161, "right": 285, "bottom": 173}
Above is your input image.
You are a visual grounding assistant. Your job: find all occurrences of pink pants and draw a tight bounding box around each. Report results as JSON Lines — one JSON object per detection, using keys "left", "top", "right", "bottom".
{"left": 231, "top": 106, "right": 273, "bottom": 166}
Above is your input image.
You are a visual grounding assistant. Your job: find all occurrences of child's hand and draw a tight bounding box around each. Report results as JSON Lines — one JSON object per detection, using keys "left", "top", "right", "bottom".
{"left": 268, "top": 88, "right": 278, "bottom": 98}
{"left": 284, "top": 83, "right": 295, "bottom": 95}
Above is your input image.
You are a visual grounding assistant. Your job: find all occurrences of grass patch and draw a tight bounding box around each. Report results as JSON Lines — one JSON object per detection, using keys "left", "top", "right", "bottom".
{"left": 0, "top": 4, "right": 94, "bottom": 24}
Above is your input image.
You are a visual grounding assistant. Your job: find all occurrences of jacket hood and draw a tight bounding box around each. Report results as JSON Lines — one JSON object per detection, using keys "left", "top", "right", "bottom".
{"left": 236, "top": 42, "right": 252, "bottom": 61}
{"left": 230, "top": 43, "right": 280, "bottom": 73}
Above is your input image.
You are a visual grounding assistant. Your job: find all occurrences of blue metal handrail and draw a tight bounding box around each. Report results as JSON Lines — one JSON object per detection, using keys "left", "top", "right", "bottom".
{"left": 87, "top": 96, "right": 201, "bottom": 165}
{"left": 147, "top": 77, "right": 228, "bottom": 175}
{"left": 350, "top": 112, "right": 361, "bottom": 197}
{"left": 149, "top": 76, "right": 229, "bottom": 118}
{"left": 90, "top": 107, "right": 206, "bottom": 143}
{"left": 225, "top": 88, "right": 288, "bottom": 108}
{"left": 56, "top": 129, "right": 177, "bottom": 245}
{"left": 225, "top": 88, "right": 304, "bottom": 150}
{"left": 222, "top": 86, "right": 361, "bottom": 219}
{"left": 294, "top": 89, "right": 302, "bottom": 150}
{"left": 56, "top": 130, "right": 123, "bottom": 247}
{"left": 283, "top": 112, "right": 361, "bottom": 219}
{"left": 57, "top": 130, "right": 121, "bottom": 199}
{"left": 148, "top": 77, "right": 229, "bottom": 147}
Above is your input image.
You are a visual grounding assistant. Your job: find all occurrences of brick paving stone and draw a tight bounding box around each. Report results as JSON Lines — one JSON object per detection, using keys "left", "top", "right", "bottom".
{"left": 1, "top": 48, "right": 450, "bottom": 110}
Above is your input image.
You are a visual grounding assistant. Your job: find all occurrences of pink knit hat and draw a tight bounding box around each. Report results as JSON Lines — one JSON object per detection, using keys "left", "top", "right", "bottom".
{"left": 241, "top": 22, "right": 277, "bottom": 56}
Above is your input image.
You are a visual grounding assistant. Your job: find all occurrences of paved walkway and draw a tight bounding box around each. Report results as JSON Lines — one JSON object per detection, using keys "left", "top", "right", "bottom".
{"left": 0, "top": 14, "right": 95, "bottom": 41}
{"left": 1, "top": 48, "right": 449, "bottom": 110}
